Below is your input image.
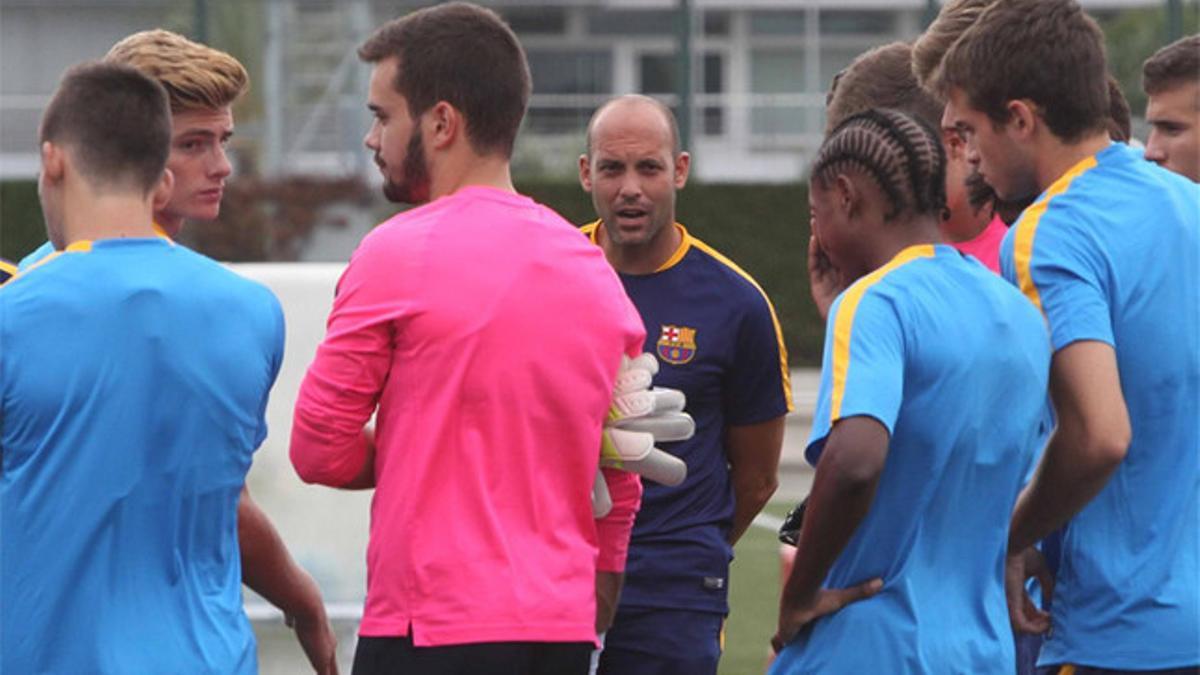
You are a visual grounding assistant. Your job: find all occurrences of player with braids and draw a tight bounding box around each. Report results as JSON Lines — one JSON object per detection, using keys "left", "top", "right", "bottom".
{"left": 770, "top": 108, "right": 1051, "bottom": 674}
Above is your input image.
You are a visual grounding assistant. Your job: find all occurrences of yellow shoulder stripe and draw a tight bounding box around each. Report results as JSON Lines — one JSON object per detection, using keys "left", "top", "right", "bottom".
{"left": 689, "top": 235, "right": 795, "bottom": 412}
{"left": 1013, "top": 154, "right": 1098, "bottom": 313}
{"left": 830, "top": 244, "right": 936, "bottom": 421}
{"left": 581, "top": 220, "right": 600, "bottom": 242}
{"left": 0, "top": 259, "right": 16, "bottom": 276}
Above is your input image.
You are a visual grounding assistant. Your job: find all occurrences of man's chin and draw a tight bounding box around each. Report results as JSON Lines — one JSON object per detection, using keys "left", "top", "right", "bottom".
{"left": 383, "top": 181, "right": 430, "bottom": 205}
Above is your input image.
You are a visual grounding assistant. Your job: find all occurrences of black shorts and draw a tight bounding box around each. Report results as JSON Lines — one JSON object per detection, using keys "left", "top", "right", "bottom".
{"left": 351, "top": 635, "right": 593, "bottom": 675}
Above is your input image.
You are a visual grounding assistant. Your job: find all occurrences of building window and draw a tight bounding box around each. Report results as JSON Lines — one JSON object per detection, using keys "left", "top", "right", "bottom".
{"left": 501, "top": 7, "right": 567, "bottom": 35}
{"left": 819, "top": 11, "right": 895, "bottom": 35}
{"left": 528, "top": 49, "right": 611, "bottom": 95}
{"left": 702, "top": 10, "right": 730, "bottom": 37}
{"left": 749, "top": 11, "right": 806, "bottom": 36}
{"left": 586, "top": 9, "right": 676, "bottom": 36}
{"left": 701, "top": 52, "right": 724, "bottom": 136}
{"left": 639, "top": 53, "right": 677, "bottom": 95}
{"left": 526, "top": 50, "right": 612, "bottom": 134}
{"left": 750, "top": 49, "right": 805, "bottom": 136}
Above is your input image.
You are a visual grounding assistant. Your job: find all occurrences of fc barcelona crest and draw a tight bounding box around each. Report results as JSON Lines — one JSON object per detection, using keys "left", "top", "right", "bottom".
{"left": 657, "top": 324, "right": 697, "bottom": 365}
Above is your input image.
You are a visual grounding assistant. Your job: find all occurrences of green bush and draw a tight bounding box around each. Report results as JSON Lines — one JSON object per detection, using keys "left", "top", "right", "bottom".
{"left": 0, "top": 178, "right": 824, "bottom": 365}
{"left": 1, "top": 181, "right": 46, "bottom": 263}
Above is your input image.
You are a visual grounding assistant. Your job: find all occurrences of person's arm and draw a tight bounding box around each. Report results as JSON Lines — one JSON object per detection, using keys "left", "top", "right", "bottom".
{"left": 290, "top": 241, "right": 397, "bottom": 488}
{"left": 774, "top": 416, "right": 885, "bottom": 650}
{"left": 594, "top": 570, "right": 624, "bottom": 634}
{"left": 594, "top": 466, "right": 641, "bottom": 632}
{"left": 1005, "top": 340, "right": 1130, "bottom": 632}
{"left": 239, "top": 486, "right": 338, "bottom": 674}
{"left": 726, "top": 416, "right": 786, "bottom": 545}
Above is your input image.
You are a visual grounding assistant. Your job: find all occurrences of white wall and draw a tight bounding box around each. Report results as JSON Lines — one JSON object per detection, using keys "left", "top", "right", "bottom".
{"left": 229, "top": 262, "right": 371, "bottom": 603}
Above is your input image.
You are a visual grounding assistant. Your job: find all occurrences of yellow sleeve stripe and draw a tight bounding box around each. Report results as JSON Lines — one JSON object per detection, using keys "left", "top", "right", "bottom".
{"left": 1013, "top": 155, "right": 1098, "bottom": 313}
{"left": 0, "top": 259, "right": 16, "bottom": 276}
{"left": 689, "top": 236, "right": 795, "bottom": 413}
{"left": 831, "top": 244, "right": 936, "bottom": 421}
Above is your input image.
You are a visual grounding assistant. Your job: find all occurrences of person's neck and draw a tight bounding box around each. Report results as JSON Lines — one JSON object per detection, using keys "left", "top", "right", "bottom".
{"left": 597, "top": 219, "right": 682, "bottom": 275}
{"left": 1035, "top": 129, "right": 1111, "bottom": 194}
{"left": 152, "top": 212, "right": 184, "bottom": 238}
{"left": 428, "top": 153, "right": 516, "bottom": 201}
{"left": 61, "top": 188, "right": 158, "bottom": 247}
{"left": 860, "top": 216, "right": 942, "bottom": 277}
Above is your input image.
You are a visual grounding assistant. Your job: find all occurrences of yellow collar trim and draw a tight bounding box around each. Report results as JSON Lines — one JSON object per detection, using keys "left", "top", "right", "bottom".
{"left": 585, "top": 220, "right": 692, "bottom": 273}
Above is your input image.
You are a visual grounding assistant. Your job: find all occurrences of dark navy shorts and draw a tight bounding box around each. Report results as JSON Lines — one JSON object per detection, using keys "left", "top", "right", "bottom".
{"left": 597, "top": 607, "right": 724, "bottom": 675}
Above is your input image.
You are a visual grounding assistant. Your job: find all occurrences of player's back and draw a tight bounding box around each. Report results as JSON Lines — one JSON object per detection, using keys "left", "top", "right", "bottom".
{"left": 779, "top": 246, "right": 1050, "bottom": 674}
{"left": 0, "top": 238, "right": 283, "bottom": 674}
{"left": 332, "top": 186, "right": 644, "bottom": 643}
{"left": 1003, "top": 142, "right": 1200, "bottom": 667}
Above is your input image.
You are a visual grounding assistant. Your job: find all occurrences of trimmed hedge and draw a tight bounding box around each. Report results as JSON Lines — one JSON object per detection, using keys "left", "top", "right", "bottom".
{"left": 0, "top": 178, "right": 822, "bottom": 365}
{"left": 1, "top": 181, "right": 45, "bottom": 264}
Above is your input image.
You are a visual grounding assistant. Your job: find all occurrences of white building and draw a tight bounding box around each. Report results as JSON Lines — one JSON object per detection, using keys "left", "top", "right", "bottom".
{"left": 0, "top": 0, "right": 1167, "bottom": 182}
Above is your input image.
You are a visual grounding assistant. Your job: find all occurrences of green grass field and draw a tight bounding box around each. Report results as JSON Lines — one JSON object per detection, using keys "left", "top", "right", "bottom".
{"left": 720, "top": 502, "right": 795, "bottom": 675}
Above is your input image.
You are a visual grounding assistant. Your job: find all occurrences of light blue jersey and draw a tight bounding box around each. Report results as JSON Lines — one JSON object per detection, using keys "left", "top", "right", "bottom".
{"left": 1001, "top": 142, "right": 1200, "bottom": 670}
{"left": 1, "top": 238, "right": 284, "bottom": 674}
{"left": 771, "top": 244, "right": 1050, "bottom": 674}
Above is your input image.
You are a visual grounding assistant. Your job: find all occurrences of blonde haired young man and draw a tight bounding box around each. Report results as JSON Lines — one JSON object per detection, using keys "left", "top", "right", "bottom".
{"left": 16, "top": 30, "right": 337, "bottom": 674}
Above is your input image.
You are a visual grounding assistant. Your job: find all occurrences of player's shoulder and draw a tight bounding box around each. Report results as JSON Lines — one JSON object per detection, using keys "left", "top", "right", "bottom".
{"left": 171, "top": 246, "right": 282, "bottom": 313}
{"left": 684, "top": 233, "right": 773, "bottom": 305}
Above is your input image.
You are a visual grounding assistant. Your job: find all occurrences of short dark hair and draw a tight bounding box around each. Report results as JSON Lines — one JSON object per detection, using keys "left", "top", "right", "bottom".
{"left": 358, "top": 2, "right": 531, "bottom": 159}
{"left": 1105, "top": 75, "right": 1132, "bottom": 143}
{"left": 39, "top": 61, "right": 171, "bottom": 195}
{"left": 1142, "top": 34, "right": 1200, "bottom": 96}
{"left": 826, "top": 42, "right": 945, "bottom": 134}
{"left": 812, "top": 108, "right": 948, "bottom": 222}
{"left": 935, "top": 0, "right": 1109, "bottom": 143}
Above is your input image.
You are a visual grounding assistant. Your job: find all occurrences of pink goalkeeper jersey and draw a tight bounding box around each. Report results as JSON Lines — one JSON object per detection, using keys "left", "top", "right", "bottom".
{"left": 950, "top": 214, "right": 1007, "bottom": 274}
{"left": 290, "top": 186, "right": 645, "bottom": 646}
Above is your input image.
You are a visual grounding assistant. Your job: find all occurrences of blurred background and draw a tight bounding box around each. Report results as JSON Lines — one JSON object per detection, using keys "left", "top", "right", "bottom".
{"left": 1, "top": 1, "right": 1195, "bottom": 672}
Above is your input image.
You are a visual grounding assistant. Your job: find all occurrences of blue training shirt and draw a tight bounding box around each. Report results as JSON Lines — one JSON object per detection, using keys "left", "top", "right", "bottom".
{"left": 582, "top": 221, "right": 792, "bottom": 616}
{"left": 771, "top": 244, "right": 1050, "bottom": 674}
{"left": 1000, "top": 142, "right": 1200, "bottom": 670}
{"left": 1, "top": 238, "right": 284, "bottom": 674}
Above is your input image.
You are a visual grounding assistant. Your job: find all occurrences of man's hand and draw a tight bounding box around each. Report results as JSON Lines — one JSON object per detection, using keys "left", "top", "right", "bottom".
{"left": 1005, "top": 546, "right": 1054, "bottom": 635}
{"left": 286, "top": 609, "right": 339, "bottom": 675}
{"left": 772, "top": 578, "right": 882, "bottom": 652}
{"left": 808, "top": 235, "right": 845, "bottom": 322}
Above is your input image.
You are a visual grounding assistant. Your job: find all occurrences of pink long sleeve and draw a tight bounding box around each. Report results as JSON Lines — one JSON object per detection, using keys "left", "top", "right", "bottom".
{"left": 288, "top": 187, "right": 644, "bottom": 646}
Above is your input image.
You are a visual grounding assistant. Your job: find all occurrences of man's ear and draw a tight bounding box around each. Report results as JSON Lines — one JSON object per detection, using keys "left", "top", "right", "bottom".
{"left": 1006, "top": 99, "right": 1039, "bottom": 141}
{"left": 578, "top": 154, "right": 592, "bottom": 192}
{"left": 151, "top": 168, "right": 175, "bottom": 213}
{"left": 427, "top": 101, "right": 460, "bottom": 150}
{"left": 673, "top": 151, "right": 691, "bottom": 190}
{"left": 40, "top": 141, "right": 66, "bottom": 184}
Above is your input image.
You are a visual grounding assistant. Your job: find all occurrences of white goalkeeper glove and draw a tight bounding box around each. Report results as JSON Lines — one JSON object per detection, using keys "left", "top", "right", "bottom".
{"left": 593, "top": 353, "right": 694, "bottom": 517}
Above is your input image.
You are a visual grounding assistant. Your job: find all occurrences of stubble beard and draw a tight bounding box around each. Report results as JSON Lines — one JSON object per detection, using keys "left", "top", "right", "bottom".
{"left": 382, "top": 129, "right": 432, "bottom": 205}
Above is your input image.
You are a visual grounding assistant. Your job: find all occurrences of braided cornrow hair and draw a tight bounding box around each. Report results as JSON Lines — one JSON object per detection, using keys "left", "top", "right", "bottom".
{"left": 811, "top": 108, "right": 948, "bottom": 222}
